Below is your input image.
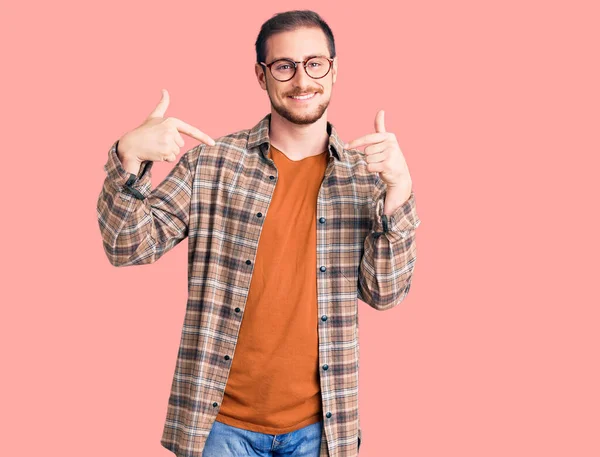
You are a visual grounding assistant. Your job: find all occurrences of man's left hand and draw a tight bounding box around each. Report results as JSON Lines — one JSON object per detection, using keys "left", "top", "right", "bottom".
{"left": 344, "top": 110, "right": 412, "bottom": 190}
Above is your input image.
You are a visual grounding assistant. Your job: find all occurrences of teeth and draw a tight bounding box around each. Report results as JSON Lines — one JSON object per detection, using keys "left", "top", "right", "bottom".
{"left": 290, "top": 93, "right": 315, "bottom": 100}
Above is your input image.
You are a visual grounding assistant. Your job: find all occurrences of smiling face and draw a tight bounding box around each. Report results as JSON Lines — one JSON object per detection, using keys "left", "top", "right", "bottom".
{"left": 256, "top": 27, "right": 338, "bottom": 125}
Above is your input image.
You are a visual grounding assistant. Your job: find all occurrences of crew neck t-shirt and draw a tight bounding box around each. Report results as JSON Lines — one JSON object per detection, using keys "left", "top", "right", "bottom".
{"left": 215, "top": 143, "right": 329, "bottom": 434}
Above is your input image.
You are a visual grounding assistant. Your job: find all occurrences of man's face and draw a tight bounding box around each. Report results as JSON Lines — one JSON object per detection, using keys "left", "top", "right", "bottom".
{"left": 255, "top": 27, "right": 338, "bottom": 125}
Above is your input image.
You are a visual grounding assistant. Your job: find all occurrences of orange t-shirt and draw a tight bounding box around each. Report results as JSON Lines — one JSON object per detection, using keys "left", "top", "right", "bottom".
{"left": 215, "top": 143, "right": 329, "bottom": 434}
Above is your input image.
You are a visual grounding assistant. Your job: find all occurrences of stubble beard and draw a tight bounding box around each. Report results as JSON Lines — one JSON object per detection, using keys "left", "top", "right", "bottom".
{"left": 266, "top": 80, "right": 330, "bottom": 125}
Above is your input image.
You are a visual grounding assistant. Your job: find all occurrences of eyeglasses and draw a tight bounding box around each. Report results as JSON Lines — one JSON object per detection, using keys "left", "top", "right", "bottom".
{"left": 260, "top": 55, "right": 334, "bottom": 82}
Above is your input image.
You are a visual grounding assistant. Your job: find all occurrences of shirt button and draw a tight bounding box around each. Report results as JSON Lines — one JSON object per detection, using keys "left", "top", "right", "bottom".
{"left": 319, "top": 217, "right": 326, "bottom": 224}
{"left": 246, "top": 260, "right": 252, "bottom": 265}
{"left": 320, "top": 266, "right": 326, "bottom": 272}
{"left": 321, "top": 315, "right": 328, "bottom": 322}
{"left": 322, "top": 364, "right": 329, "bottom": 371}
{"left": 224, "top": 355, "right": 230, "bottom": 360}
{"left": 257, "top": 212, "right": 263, "bottom": 218}
{"left": 269, "top": 175, "right": 275, "bottom": 180}
{"left": 235, "top": 307, "right": 241, "bottom": 313}
{"left": 212, "top": 402, "right": 218, "bottom": 407}
{"left": 326, "top": 412, "right": 332, "bottom": 418}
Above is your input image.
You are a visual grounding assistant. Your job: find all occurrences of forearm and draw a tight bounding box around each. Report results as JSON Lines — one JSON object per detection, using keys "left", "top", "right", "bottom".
{"left": 97, "top": 140, "right": 193, "bottom": 267}
{"left": 358, "top": 185, "right": 421, "bottom": 310}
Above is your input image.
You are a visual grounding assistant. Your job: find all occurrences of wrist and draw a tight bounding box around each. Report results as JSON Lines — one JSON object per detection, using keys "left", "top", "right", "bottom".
{"left": 383, "top": 183, "right": 412, "bottom": 216}
{"left": 116, "top": 137, "right": 143, "bottom": 175}
{"left": 122, "top": 159, "right": 142, "bottom": 176}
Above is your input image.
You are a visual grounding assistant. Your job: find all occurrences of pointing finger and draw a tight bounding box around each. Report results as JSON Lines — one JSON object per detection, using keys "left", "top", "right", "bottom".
{"left": 344, "top": 132, "right": 388, "bottom": 150}
{"left": 173, "top": 131, "right": 185, "bottom": 148}
{"left": 170, "top": 118, "right": 216, "bottom": 146}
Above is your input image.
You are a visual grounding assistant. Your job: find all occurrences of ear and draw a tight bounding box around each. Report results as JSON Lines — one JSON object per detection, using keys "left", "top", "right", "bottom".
{"left": 332, "top": 57, "right": 338, "bottom": 84}
{"left": 255, "top": 63, "right": 267, "bottom": 90}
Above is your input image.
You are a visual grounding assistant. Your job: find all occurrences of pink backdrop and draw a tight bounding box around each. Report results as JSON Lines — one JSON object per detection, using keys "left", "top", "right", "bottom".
{"left": 2, "top": 0, "right": 599, "bottom": 456}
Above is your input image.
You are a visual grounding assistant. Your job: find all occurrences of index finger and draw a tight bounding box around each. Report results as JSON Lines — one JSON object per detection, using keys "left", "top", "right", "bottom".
{"left": 170, "top": 118, "right": 216, "bottom": 146}
{"left": 345, "top": 132, "right": 388, "bottom": 150}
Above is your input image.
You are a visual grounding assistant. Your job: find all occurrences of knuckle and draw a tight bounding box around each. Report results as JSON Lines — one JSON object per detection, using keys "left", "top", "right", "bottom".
{"left": 163, "top": 117, "right": 177, "bottom": 129}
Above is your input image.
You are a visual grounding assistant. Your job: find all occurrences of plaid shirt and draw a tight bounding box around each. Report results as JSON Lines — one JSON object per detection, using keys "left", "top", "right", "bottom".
{"left": 96, "top": 113, "right": 421, "bottom": 457}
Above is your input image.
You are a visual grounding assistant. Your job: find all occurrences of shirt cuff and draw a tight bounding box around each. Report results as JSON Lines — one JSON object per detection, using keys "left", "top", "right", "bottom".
{"left": 372, "top": 189, "right": 421, "bottom": 238}
{"left": 103, "top": 140, "right": 154, "bottom": 199}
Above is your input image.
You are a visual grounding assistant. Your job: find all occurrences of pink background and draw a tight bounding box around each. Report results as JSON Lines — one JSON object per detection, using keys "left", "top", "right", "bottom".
{"left": 2, "top": 0, "right": 599, "bottom": 456}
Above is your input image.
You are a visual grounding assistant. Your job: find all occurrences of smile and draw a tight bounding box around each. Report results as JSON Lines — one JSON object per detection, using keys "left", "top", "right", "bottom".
{"left": 289, "top": 92, "right": 316, "bottom": 100}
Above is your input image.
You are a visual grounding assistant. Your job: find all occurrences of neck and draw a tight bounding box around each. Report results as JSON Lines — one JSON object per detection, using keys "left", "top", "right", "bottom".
{"left": 268, "top": 110, "right": 329, "bottom": 160}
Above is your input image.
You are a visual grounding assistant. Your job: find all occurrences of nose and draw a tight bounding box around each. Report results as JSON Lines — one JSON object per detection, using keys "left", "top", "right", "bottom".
{"left": 291, "top": 62, "right": 313, "bottom": 85}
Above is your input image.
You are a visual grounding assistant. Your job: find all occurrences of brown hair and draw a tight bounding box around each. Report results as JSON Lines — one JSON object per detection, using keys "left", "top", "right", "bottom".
{"left": 255, "top": 9, "right": 336, "bottom": 68}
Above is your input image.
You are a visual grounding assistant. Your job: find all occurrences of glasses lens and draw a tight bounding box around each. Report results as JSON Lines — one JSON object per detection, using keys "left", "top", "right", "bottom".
{"left": 271, "top": 59, "right": 296, "bottom": 81}
{"left": 306, "top": 57, "right": 330, "bottom": 78}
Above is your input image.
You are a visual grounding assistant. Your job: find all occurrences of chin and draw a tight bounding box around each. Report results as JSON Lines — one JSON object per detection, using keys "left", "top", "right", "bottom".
{"left": 273, "top": 99, "right": 330, "bottom": 125}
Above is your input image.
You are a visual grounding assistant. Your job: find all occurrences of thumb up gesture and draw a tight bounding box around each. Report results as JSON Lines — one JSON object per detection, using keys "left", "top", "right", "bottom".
{"left": 118, "top": 89, "right": 216, "bottom": 165}
{"left": 344, "top": 110, "right": 411, "bottom": 189}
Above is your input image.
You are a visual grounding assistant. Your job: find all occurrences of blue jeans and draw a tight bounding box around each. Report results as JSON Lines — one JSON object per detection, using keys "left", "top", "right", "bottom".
{"left": 203, "top": 419, "right": 323, "bottom": 456}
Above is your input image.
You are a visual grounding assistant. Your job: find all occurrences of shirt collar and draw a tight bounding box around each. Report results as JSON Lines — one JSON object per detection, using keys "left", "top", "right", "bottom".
{"left": 247, "top": 113, "right": 346, "bottom": 162}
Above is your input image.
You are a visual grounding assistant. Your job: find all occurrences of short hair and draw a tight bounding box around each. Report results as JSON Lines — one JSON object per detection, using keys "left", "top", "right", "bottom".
{"left": 255, "top": 9, "right": 336, "bottom": 68}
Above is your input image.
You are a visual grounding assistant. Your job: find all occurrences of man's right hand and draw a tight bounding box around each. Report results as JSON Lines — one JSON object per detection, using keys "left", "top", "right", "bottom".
{"left": 117, "top": 89, "right": 216, "bottom": 172}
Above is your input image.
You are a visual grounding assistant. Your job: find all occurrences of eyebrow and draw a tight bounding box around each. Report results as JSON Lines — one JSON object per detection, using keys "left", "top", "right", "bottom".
{"left": 270, "top": 54, "right": 327, "bottom": 62}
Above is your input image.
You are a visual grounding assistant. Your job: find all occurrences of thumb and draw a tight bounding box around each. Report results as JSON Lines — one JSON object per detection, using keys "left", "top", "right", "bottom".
{"left": 374, "top": 109, "right": 385, "bottom": 133}
{"left": 148, "top": 88, "right": 170, "bottom": 119}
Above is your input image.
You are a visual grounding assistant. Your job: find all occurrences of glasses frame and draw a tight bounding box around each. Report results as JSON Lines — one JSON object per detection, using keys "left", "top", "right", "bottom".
{"left": 260, "top": 55, "right": 334, "bottom": 82}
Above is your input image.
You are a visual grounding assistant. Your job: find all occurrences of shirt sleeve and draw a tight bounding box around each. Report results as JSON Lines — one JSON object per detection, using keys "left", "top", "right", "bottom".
{"left": 358, "top": 175, "right": 422, "bottom": 310}
{"left": 96, "top": 139, "right": 199, "bottom": 267}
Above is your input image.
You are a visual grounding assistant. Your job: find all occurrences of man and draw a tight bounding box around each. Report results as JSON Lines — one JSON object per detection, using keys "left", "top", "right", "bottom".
{"left": 97, "top": 9, "right": 421, "bottom": 457}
